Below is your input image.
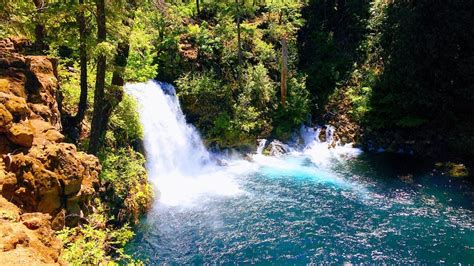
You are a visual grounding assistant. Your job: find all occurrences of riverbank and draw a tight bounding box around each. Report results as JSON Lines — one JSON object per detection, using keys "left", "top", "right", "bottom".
{"left": 0, "top": 38, "right": 152, "bottom": 264}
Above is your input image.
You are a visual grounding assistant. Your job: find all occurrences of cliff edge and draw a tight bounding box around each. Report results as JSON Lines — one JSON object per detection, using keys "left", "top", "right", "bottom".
{"left": 0, "top": 38, "right": 101, "bottom": 264}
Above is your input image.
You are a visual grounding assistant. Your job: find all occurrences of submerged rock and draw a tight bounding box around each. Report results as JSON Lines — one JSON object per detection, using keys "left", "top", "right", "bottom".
{"left": 435, "top": 162, "right": 469, "bottom": 178}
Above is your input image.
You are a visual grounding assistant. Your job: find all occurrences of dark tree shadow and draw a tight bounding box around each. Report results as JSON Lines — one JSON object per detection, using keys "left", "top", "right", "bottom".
{"left": 297, "top": 0, "right": 371, "bottom": 120}
{"left": 366, "top": 0, "right": 474, "bottom": 160}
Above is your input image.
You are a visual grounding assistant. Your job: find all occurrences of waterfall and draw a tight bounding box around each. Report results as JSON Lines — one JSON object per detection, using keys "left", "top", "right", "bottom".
{"left": 126, "top": 81, "right": 210, "bottom": 177}
{"left": 299, "top": 125, "right": 361, "bottom": 167}
{"left": 126, "top": 81, "right": 242, "bottom": 206}
{"left": 325, "top": 125, "right": 335, "bottom": 144}
{"left": 256, "top": 139, "right": 267, "bottom": 154}
{"left": 125, "top": 81, "right": 361, "bottom": 206}
{"left": 314, "top": 127, "right": 322, "bottom": 143}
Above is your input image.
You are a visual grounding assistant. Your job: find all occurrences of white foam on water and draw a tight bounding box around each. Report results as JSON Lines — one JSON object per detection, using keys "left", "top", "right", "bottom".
{"left": 126, "top": 81, "right": 366, "bottom": 207}
{"left": 299, "top": 125, "right": 362, "bottom": 167}
{"left": 126, "top": 81, "right": 245, "bottom": 206}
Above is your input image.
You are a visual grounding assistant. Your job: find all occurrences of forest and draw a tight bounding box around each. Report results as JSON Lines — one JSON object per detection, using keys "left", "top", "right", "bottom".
{"left": 0, "top": 0, "right": 473, "bottom": 264}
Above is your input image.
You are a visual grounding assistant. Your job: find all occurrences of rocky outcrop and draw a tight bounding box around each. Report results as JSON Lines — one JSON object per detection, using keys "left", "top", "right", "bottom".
{"left": 263, "top": 140, "right": 291, "bottom": 156}
{"left": 0, "top": 196, "right": 62, "bottom": 265}
{"left": 323, "top": 87, "right": 362, "bottom": 146}
{"left": 0, "top": 37, "right": 101, "bottom": 262}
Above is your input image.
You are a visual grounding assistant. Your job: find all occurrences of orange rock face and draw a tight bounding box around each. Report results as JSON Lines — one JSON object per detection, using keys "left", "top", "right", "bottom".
{"left": 0, "top": 196, "right": 63, "bottom": 265}
{"left": 0, "top": 38, "right": 101, "bottom": 263}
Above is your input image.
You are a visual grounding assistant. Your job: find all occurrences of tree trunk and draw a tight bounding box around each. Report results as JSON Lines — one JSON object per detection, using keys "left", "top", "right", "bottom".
{"left": 236, "top": 0, "right": 242, "bottom": 89}
{"left": 98, "top": 0, "right": 137, "bottom": 148}
{"left": 88, "top": 0, "right": 106, "bottom": 155}
{"left": 196, "top": 0, "right": 200, "bottom": 16}
{"left": 280, "top": 38, "right": 288, "bottom": 108}
{"left": 75, "top": 0, "right": 88, "bottom": 127}
{"left": 98, "top": 42, "right": 130, "bottom": 145}
{"left": 32, "top": 0, "right": 47, "bottom": 51}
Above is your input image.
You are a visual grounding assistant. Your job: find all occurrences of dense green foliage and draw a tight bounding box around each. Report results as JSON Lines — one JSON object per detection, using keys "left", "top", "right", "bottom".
{"left": 298, "top": 0, "right": 371, "bottom": 118}
{"left": 1, "top": 1, "right": 154, "bottom": 263}
{"left": 100, "top": 147, "right": 153, "bottom": 225}
{"left": 108, "top": 95, "right": 144, "bottom": 147}
{"left": 299, "top": 0, "right": 474, "bottom": 159}
{"left": 57, "top": 200, "right": 137, "bottom": 265}
{"left": 1, "top": 0, "right": 473, "bottom": 263}
{"left": 145, "top": 1, "right": 311, "bottom": 147}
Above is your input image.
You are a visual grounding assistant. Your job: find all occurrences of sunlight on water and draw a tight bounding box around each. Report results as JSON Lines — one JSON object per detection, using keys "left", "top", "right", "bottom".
{"left": 126, "top": 81, "right": 474, "bottom": 264}
{"left": 126, "top": 81, "right": 365, "bottom": 206}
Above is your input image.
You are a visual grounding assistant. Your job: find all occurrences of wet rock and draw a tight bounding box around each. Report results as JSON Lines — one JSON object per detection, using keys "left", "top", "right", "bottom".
{"left": 264, "top": 140, "right": 291, "bottom": 156}
{"left": 435, "top": 162, "right": 469, "bottom": 178}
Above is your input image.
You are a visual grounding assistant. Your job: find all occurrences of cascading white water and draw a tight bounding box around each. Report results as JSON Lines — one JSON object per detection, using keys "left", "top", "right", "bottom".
{"left": 126, "top": 81, "right": 243, "bottom": 206}
{"left": 299, "top": 125, "right": 362, "bottom": 167}
{"left": 127, "top": 81, "right": 210, "bottom": 176}
{"left": 126, "top": 85, "right": 470, "bottom": 264}
{"left": 126, "top": 80, "right": 363, "bottom": 206}
{"left": 325, "top": 125, "right": 335, "bottom": 144}
{"left": 256, "top": 139, "right": 267, "bottom": 154}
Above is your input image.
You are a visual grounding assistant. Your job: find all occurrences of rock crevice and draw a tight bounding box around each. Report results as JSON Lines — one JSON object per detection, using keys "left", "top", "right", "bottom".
{"left": 0, "top": 38, "right": 101, "bottom": 264}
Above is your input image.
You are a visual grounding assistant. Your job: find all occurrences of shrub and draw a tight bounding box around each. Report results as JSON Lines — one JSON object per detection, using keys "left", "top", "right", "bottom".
{"left": 108, "top": 94, "right": 143, "bottom": 148}
{"left": 57, "top": 201, "right": 138, "bottom": 265}
{"left": 232, "top": 63, "right": 276, "bottom": 139}
{"left": 273, "top": 75, "right": 310, "bottom": 140}
{"left": 177, "top": 71, "right": 232, "bottom": 133}
{"left": 99, "top": 148, "right": 153, "bottom": 225}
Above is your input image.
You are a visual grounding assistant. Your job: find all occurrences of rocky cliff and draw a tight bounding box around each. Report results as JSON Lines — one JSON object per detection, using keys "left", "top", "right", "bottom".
{"left": 0, "top": 38, "right": 101, "bottom": 264}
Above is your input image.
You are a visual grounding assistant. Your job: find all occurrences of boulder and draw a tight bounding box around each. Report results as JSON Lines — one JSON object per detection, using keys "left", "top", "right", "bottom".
{"left": 3, "top": 143, "right": 100, "bottom": 218}
{"left": 0, "top": 92, "right": 29, "bottom": 119}
{"left": 0, "top": 196, "right": 62, "bottom": 265}
{"left": 264, "top": 140, "right": 291, "bottom": 156}
{"left": 0, "top": 79, "right": 9, "bottom": 93}
{"left": 29, "top": 119, "right": 64, "bottom": 145}
{"left": 0, "top": 71, "right": 28, "bottom": 98}
{"left": 7, "top": 121, "right": 34, "bottom": 147}
{"left": 0, "top": 104, "right": 13, "bottom": 131}
{"left": 0, "top": 38, "right": 100, "bottom": 231}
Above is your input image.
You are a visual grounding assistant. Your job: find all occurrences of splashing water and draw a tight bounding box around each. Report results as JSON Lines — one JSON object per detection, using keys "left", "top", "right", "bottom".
{"left": 298, "top": 125, "right": 362, "bottom": 168}
{"left": 126, "top": 81, "right": 243, "bottom": 206}
{"left": 126, "top": 81, "right": 363, "bottom": 206}
{"left": 256, "top": 139, "right": 267, "bottom": 155}
{"left": 126, "top": 81, "right": 474, "bottom": 264}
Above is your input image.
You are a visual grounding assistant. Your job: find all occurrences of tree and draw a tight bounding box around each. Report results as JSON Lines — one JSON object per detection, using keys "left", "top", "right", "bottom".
{"left": 236, "top": 0, "right": 242, "bottom": 89}
{"left": 196, "top": 0, "right": 200, "bottom": 16}
{"left": 32, "top": 0, "right": 47, "bottom": 51}
{"left": 280, "top": 38, "right": 288, "bottom": 107}
{"left": 74, "top": 0, "right": 88, "bottom": 127}
{"left": 98, "top": 0, "right": 139, "bottom": 148}
{"left": 88, "top": 0, "right": 107, "bottom": 155}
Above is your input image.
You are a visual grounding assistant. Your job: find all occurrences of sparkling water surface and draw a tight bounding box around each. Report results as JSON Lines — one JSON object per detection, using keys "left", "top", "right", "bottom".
{"left": 126, "top": 153, "right": 474, "bottom": 264}
{"left": 126, "top": 81, "right": 473, "bottom": 264}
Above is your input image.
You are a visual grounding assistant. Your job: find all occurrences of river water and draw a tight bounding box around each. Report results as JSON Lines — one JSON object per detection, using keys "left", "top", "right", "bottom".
{"left": 125, "top": 81, "right": 474, "bottom": 264}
